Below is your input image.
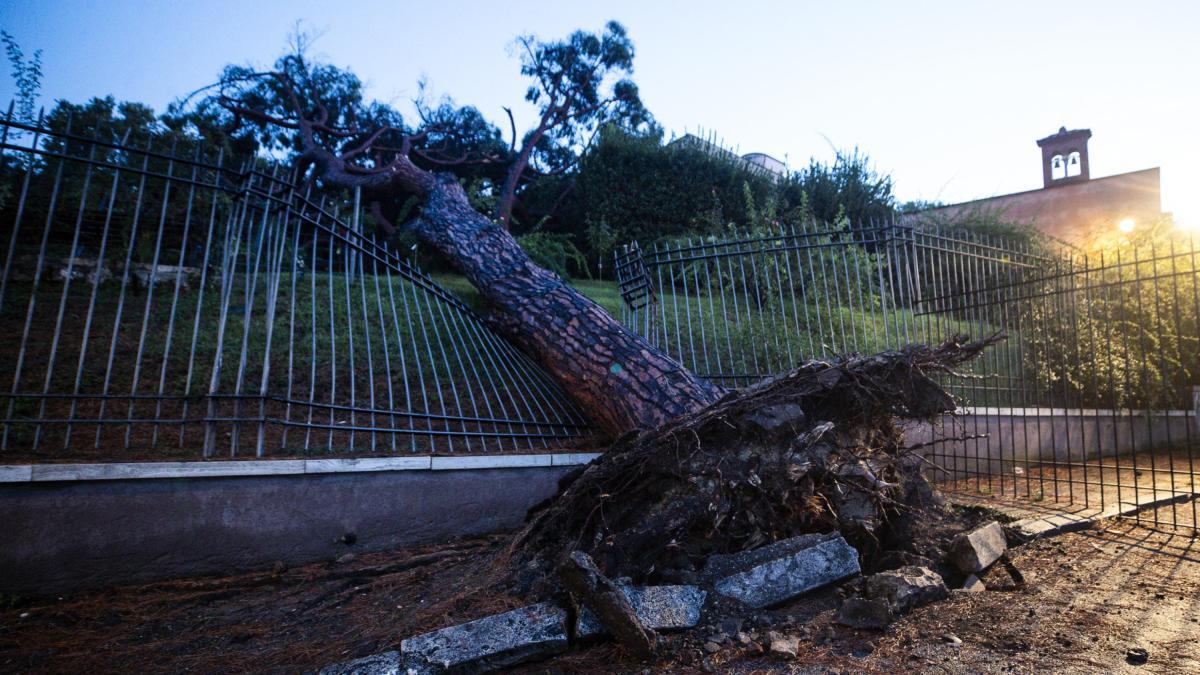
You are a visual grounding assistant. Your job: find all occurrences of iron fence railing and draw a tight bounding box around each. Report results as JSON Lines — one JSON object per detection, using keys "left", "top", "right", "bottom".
{"left": 618, "top": 222, "right": 1200, "bottom": 530}
{"left": 0, "top": 112, "right": 591, "bottom": 459}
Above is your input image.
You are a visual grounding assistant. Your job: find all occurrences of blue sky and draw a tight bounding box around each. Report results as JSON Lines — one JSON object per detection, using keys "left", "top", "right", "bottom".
{"left": 2, "top": 0, "right": 1197, "bottom": 225}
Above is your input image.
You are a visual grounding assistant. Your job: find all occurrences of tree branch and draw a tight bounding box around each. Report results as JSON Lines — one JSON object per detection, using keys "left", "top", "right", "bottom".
{"left": 502, "top": 106, "right": 517, "bottom": 153}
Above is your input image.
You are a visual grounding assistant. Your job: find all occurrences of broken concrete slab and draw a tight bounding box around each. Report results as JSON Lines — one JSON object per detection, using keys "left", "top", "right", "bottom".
{"left": 947, "top": 521, "right": 1007, "bottom": 573}
{"left": 1008, "top": 494, "right": 1200, "bottom": 541}
{"left": 559, "top": 550, "right": 654, "bottom": 657}
{"left": 399, "top": 602, "right": 568, "bottom": 673}
{"left": 319, "top": 651, "right": 402, "bottom": 675}
{"left": 865, "top": 565, "right": 949, "bottom": 612}
{"left": 703, "top": 532, "right": 860, "bottom": 609}
{"left": 576, "top": 585, "right": 706, "bottom": 638}
{"left": 1010, "top": 512, "right": 1097, "bottom": 539}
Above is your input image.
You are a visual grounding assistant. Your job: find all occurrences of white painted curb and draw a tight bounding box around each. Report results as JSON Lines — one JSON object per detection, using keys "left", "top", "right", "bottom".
{"left": 0, "top": 453, "right": 601, "bottom": 484}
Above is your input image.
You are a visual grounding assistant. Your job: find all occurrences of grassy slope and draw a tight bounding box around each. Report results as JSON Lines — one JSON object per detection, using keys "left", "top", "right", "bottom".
{"left": 438, "top": 273, "right": 1017, "bottom": 404}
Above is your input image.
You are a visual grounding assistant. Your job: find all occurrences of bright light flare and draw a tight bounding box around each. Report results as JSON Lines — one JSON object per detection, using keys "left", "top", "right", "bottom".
{"left": 1118, "top": 218, "right": 1136, "bottom": 234}
{"left": 1174, "top": 213, "right": 1200, "bottom": 232}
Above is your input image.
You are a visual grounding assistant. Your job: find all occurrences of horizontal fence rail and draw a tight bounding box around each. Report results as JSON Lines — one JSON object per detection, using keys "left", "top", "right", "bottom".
{"left": 0, "top": 112, "right": 591, "bottom": 459}
{"left": 618, "top": 222, "right": 1200, "bottom": 531}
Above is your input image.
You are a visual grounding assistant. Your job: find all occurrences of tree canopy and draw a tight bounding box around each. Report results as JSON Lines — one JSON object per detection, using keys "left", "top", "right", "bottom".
{"left": 4, "top": 24, "right": 911, "bottom": 277}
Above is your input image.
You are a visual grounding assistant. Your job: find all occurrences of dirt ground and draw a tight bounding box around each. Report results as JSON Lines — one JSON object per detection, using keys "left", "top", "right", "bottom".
{"left": 2, "top": 514, "right": 1198, "bottom": 675}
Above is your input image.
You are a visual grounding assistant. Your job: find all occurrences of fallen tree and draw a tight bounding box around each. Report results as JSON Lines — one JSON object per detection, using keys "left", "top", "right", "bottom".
{"left": 199, "top": 23, "right": 723, "bottom": 435}
{"left": 198, "top": 28, "right": 1007, "bottom": 653}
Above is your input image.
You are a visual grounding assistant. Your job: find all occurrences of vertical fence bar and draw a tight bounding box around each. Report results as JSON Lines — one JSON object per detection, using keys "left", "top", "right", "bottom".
{"left": 5, "top": 113, "right": 71, "bottom": 451}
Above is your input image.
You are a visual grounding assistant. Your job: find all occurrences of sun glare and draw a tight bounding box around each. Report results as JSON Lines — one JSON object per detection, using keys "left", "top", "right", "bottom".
{"left": 1118, "top": 218, "right": 1136, "bottom": 233}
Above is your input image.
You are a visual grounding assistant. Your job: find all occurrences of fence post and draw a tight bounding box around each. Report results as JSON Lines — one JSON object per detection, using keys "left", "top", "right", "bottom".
{"left": 1193, "top": 385, "right": 1199, "bottom": 434}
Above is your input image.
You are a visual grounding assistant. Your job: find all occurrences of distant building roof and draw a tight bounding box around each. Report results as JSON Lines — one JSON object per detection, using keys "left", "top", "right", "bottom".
{"left": 907, "top": 127, "right": 1163, "bottom": 245}
{"left": 671, "top": 133, "right": 787, "bottom": 179}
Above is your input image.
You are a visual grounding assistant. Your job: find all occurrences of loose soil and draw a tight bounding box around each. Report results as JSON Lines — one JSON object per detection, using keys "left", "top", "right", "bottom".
{"left": 2, "top": 519, "right": 1197, "bottom": 674}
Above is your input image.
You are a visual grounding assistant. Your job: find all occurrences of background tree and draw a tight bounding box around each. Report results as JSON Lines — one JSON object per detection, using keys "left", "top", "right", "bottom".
{"left": 496, "top": 21, "right": 651, "bottom": 228}
{"left": 778, "top": 147, "right": 896, "bottom": 228}
{"left": 1, "top": 30, "right": 42, "bottom": 126}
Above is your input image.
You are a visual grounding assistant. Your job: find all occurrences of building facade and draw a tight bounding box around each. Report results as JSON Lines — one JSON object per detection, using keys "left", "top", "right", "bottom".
{"left": 916, "top": 127, "right": 1163, "bottom": 244}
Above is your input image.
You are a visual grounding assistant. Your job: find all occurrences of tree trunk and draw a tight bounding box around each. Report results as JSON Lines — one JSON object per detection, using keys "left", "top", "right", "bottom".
{"left": 410, "top": 174, "right": 724, "bottom": 435}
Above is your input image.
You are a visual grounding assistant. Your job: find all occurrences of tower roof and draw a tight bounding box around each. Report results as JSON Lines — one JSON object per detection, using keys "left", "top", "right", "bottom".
{"left": 1037, "top": 127, "right": 1092, "bottom": 147}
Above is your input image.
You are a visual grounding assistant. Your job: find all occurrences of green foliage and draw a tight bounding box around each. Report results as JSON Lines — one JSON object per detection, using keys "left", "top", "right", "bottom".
{"left": 516, "top": 231, "right": 590, "bottom": 279}
{"left": 780, "top": 147, "right": 895, "bottom": 227}
{"left": 1, "top": 30, "right": 42, "bottom": 125}
{"left": 548, "top": 127, "right": 901, "bottom": 273}
{"left": 516, "top": 20, "right": 653, "bottom": 172}
{"left": 907, "top": 201, "right": 1047, "bottom": 250}
{"left": 1020, "top": 219, "right": 1199, "bottom": 409}
{"left": 557, "top": 125, "right": 777, "bottom": 251}
{"left": 583, "top": 219, "right": 618, "bottom": 276}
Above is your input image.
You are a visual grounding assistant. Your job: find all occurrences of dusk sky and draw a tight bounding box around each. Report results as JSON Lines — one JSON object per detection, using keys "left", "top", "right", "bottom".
{"left": 2, "top": 0, "right": 1197, "bottom": 226}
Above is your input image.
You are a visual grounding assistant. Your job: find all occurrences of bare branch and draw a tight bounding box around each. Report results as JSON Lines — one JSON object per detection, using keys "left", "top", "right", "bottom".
{"left": 502, "top": 106, "right": 517, "bottom": 153}
{"left": 339, "top": 125, "right": 394, "bottom": 161}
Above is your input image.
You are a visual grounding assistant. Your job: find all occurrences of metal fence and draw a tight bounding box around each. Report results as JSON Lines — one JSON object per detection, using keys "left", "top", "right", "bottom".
{"left": 617, "top": 223, "right": 1200, "bottom": 530}
{"left": 0, "top": 113, "right": 591, "bottom": 460}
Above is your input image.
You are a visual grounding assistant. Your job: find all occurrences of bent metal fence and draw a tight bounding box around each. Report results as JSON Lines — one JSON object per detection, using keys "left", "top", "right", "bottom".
{"left": 617, "top": 223, "right": 1200, "bottom": 531}
{"left": 0, "top": 113, "right": 591, "bottom": 459}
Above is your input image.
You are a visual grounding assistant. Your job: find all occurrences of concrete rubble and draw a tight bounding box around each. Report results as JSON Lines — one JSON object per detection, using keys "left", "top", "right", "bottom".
{"left": 319, "top": 602, "right": 573, "bottom": 675}
{"left": 575, "top": 584, "right": 706, "bottom": 638}
{"left": 837, "top": 565, "right": 949, "bottom": 629}
{"left": 319, "top": 533, "right": 865, "bottom": 673}
{"left": 703, "top": 532, "right": 861, "bottom": 609}
{"left": 947, "top": 521, "right": 1008, "bottom": 573}
{"left": 865, "top": 565, "right": 950, "bottom": 610}
{"left": 317, "top": 520, "right": 1033, "bottom": 669}
{"left": 397, "top": 602, "right": 568, "bottom": 674}
{"left": 766, "top": 631, "right": 799, "bottom": 660}
{"left": 322, "top": 585, "right": 707, "bottom": 674}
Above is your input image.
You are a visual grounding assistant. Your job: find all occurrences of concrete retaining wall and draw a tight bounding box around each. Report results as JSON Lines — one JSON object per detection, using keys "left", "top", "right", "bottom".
{"left": 0, "top": 454, "right": 597, "bottom": 594}
{"left": 908, "top": 407, "right": 1197, "bottom": 477}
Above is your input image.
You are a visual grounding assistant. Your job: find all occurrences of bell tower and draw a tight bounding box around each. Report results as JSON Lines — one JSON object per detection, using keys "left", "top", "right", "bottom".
{"left": 1036, "top": 127, "right": 1092, "bottom": 188}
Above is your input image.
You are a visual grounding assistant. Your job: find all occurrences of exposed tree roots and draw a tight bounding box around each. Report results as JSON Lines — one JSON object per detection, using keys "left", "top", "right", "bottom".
{"left": 507, "top": 334, "right": 1003, "bottom": 596}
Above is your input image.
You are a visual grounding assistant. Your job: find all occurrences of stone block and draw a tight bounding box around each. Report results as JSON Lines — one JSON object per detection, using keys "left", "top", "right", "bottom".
{"left": 399, "top": 602, "right": 568, "bottom": 673}
{"left": 863, "top": 565, "right": 948, "bottom": 612}
{"left": 837, "top": 565, "right": 948, "bottom": 629}
{"left": 947, "top": 521, "right": 1007, "bottom": 573}
{"left": 704, "top": 532, "right": 860, "bottom": 609}
{"left": 768, "top": 634, "right": 798, "bottom": 660}
{"left": 575, "top": 585, "right": 706, "bottom": 638}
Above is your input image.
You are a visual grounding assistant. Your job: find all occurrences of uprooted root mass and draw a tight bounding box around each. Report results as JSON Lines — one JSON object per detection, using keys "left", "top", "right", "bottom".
{"left": 508, "top": 334, "right": 1003, "bottom": 594}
